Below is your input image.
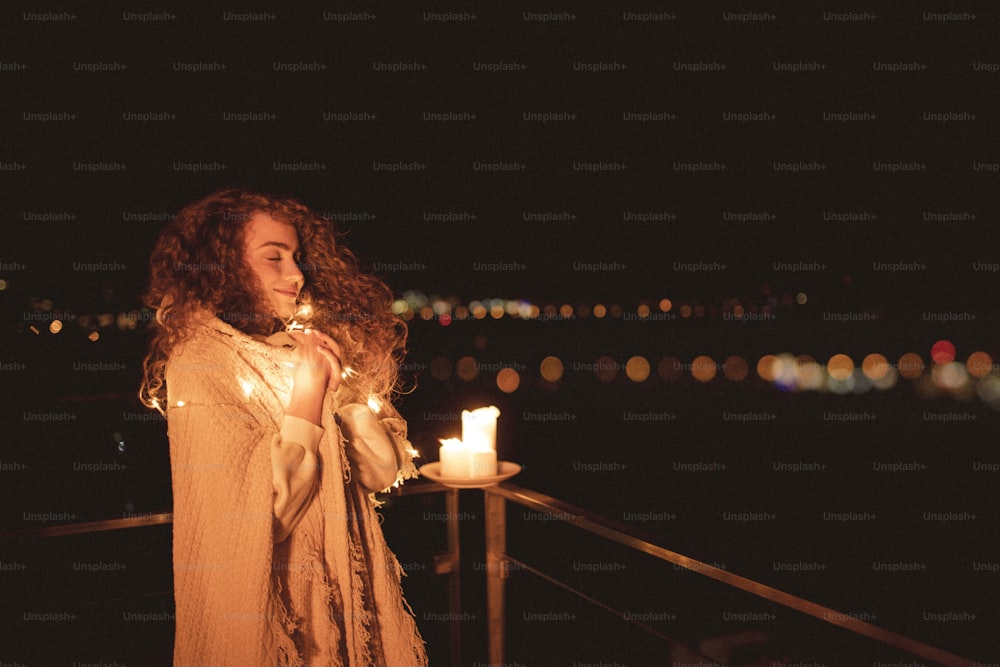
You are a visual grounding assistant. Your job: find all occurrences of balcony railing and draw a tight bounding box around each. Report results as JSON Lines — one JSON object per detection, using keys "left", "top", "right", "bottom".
{"left": 2, "top": 482, "right": 982, "bottom": 666}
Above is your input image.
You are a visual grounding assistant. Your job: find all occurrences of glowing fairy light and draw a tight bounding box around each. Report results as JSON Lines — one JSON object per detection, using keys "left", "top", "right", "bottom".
{"left": 176, "top": 400, "right": 185, "bottom": 407}
{"left": 241, "top": 380, "right": 254, "bottom": 398}
{"left": 342, "top": 366, "right": 358, "bottom": 381}
{"left": 367, "top": 394, "right": 382, "bottom": 414}
{"left": 285, "top": 301, "right": 314, "bottom": 333}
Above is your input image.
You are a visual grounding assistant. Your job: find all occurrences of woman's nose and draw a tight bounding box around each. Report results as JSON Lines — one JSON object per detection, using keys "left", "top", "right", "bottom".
{"left": 285, "top": 258, "right": 304, "bottom": 284}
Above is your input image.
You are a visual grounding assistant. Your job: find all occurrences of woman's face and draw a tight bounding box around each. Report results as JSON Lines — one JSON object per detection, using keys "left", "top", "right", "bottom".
{"left": 243, "top": 213, "right": 304, "bottom": 320}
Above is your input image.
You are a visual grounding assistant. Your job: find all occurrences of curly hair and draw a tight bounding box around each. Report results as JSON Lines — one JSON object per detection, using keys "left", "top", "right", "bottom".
{"left": 140, "top": 187, "right": 406, "bottom": 414}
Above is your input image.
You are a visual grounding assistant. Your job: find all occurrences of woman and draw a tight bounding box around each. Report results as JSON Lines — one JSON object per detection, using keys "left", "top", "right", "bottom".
{"left": 140, "top": 188, "right": 428, "bottom": 666}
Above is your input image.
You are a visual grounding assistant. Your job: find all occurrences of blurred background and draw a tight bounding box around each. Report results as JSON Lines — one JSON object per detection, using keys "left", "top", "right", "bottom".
{"left": 2, "top": 2, "right": 998, "bottom": 665}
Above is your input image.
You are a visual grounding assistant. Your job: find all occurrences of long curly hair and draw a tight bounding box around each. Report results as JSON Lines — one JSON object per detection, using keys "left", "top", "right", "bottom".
{"left": 140, "top": 187, "right": 406, "bottom": 414}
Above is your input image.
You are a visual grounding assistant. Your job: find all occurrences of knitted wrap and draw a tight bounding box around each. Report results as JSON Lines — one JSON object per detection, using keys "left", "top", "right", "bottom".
{"left": 166, "top": 315, "right": 427, "bottom": 666}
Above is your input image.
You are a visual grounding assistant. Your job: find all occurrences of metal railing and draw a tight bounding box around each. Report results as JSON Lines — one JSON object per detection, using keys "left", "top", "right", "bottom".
{"left": 3, "top": 483, "right": 981, "bottom": 667}
{"left": 476, "top": 483, "right": 979, "bottom": 667}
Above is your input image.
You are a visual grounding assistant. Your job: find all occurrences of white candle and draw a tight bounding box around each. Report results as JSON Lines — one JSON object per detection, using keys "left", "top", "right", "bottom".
{"left": 439, "top": 437, "right": 498, "bottom": 478}
{"left": 439, "top": 438, "right": 471, "bottom": 478}
{"left": 469, "top": 446, "right": 498, "bottom": 477}
{"left": 462, "top": 406, "right": 500, "bottom": 450}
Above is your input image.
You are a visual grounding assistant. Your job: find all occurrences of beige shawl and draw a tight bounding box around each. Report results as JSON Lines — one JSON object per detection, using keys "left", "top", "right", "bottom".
{"left": 165, "top": 315, "right": 427, "bottom": 666}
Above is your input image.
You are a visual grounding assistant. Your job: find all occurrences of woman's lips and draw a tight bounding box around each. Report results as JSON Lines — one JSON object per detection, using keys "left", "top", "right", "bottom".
{"left": 275, "top": 289, "right": 297, "bottom": 299}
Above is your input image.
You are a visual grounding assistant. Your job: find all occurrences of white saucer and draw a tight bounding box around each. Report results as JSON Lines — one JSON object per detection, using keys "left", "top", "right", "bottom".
{"left": 418, "top": 461, "right": 522, "bottom": 488}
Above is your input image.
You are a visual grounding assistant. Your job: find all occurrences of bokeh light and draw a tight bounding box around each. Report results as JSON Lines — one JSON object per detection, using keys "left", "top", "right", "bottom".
{"left": 625, "top": 356, "right": 650, "bottom": 382}
{"left": 49, "top": 320, "right": 63, "bottom": 334}
{"left": 976, "top": 374, "right": 1000, "bottom": 411}
{"left": 827, "top": 373, "right": 855, "bottom": 395}
{"left": 539, "top": 356, "right": 564, "bottom": 382}
{"left": 691, "top": 355, "right": 717, "bottom": 382}
{"left": 795, "top": 355, "right": 825, "bottom": 391}
{"left": 756, "top": 355, "right": 779, "bottom": 382}
{"left": 861, "top": 353, "right": 890, "bottom": 381}
{"left": 772, "top": 354, "right": 798, "bottom": 391}
{"left": 827, "top": 354, "right": 854, "bottom": 381}
{"left": 851, "top": 369, "right": 873, "bottom": 394}
{"left": 456, "top": 356, "right": 479, "bottom": 381}
{"left": 722, "top": 355, "right": 749, "bottom": 382}
{"left": 872, "top": 367, "right": 898, "bottom": 391}
{"left": 931, "top": 340, "right": 956, "bottom": 365}
{"left": 932, "top": 362, "right": 968, "bottom": 391}
{"left": 898, "top": 353, "right": 924, "bottom": 380}
{"left": 430, "top": 357, "right": 452, "bottom": 381}
{"left": 593, "top": 304, "right": 606, "bottom": 318}
{"left": 966, "top": 351, "right": 993, "bottom": 378}
{"left": 496, "top": 368, "right": 520, "bottom": 393}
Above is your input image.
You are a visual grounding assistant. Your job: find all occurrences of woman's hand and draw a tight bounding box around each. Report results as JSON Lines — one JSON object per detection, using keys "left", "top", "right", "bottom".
{"left": 286, "top": 329, "right": 343, "bottom": 394}
{"left": 284, "top": 329, "right": 343, "bottom": 426}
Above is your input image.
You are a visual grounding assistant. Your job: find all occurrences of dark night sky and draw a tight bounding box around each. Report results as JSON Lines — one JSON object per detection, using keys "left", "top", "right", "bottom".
{"left": 2, "top": 3, "right": 1000, "bottom": 665}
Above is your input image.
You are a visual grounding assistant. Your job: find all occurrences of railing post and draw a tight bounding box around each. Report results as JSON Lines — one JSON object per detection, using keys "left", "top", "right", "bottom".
{"left": 445, "top": 488, "right": 462, "bottom": 666}
{"left": 484, "top": 488, "right": 507, "bottom": 666}
{"left": 434, "top": 489, "right": 464, "bottom": 667}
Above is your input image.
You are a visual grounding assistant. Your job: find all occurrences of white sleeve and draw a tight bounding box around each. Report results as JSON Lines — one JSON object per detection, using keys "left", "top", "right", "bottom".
{"left": 271, "top": 415, "right": 323, "bottom": 543}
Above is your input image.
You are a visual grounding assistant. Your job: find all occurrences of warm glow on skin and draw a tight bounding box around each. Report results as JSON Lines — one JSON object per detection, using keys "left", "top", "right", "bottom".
{"left": 243, "top": 213, "right": 304, "bottom": 321}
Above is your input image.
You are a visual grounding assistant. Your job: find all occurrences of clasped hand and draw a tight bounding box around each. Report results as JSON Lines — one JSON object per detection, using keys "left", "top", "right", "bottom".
{"left": 286, "top": 329, "right": 343, "bottom": 393}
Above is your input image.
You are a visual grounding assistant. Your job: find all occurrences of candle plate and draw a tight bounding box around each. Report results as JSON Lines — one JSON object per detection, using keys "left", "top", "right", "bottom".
{"left": 419, "top": 461, "right": 522, "bottom": 488}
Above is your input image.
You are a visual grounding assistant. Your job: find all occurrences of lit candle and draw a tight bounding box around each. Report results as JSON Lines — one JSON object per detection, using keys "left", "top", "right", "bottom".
{"left": 439, "top": 438, "right": 471, "bottom": 478}
{"left": 462, "top": 406, "right": 500, "bottom": 451}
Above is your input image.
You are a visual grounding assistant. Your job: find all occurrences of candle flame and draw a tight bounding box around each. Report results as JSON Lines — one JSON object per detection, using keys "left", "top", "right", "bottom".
{"left": 439, "top": 438, "right": 463, "bottom": 447}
